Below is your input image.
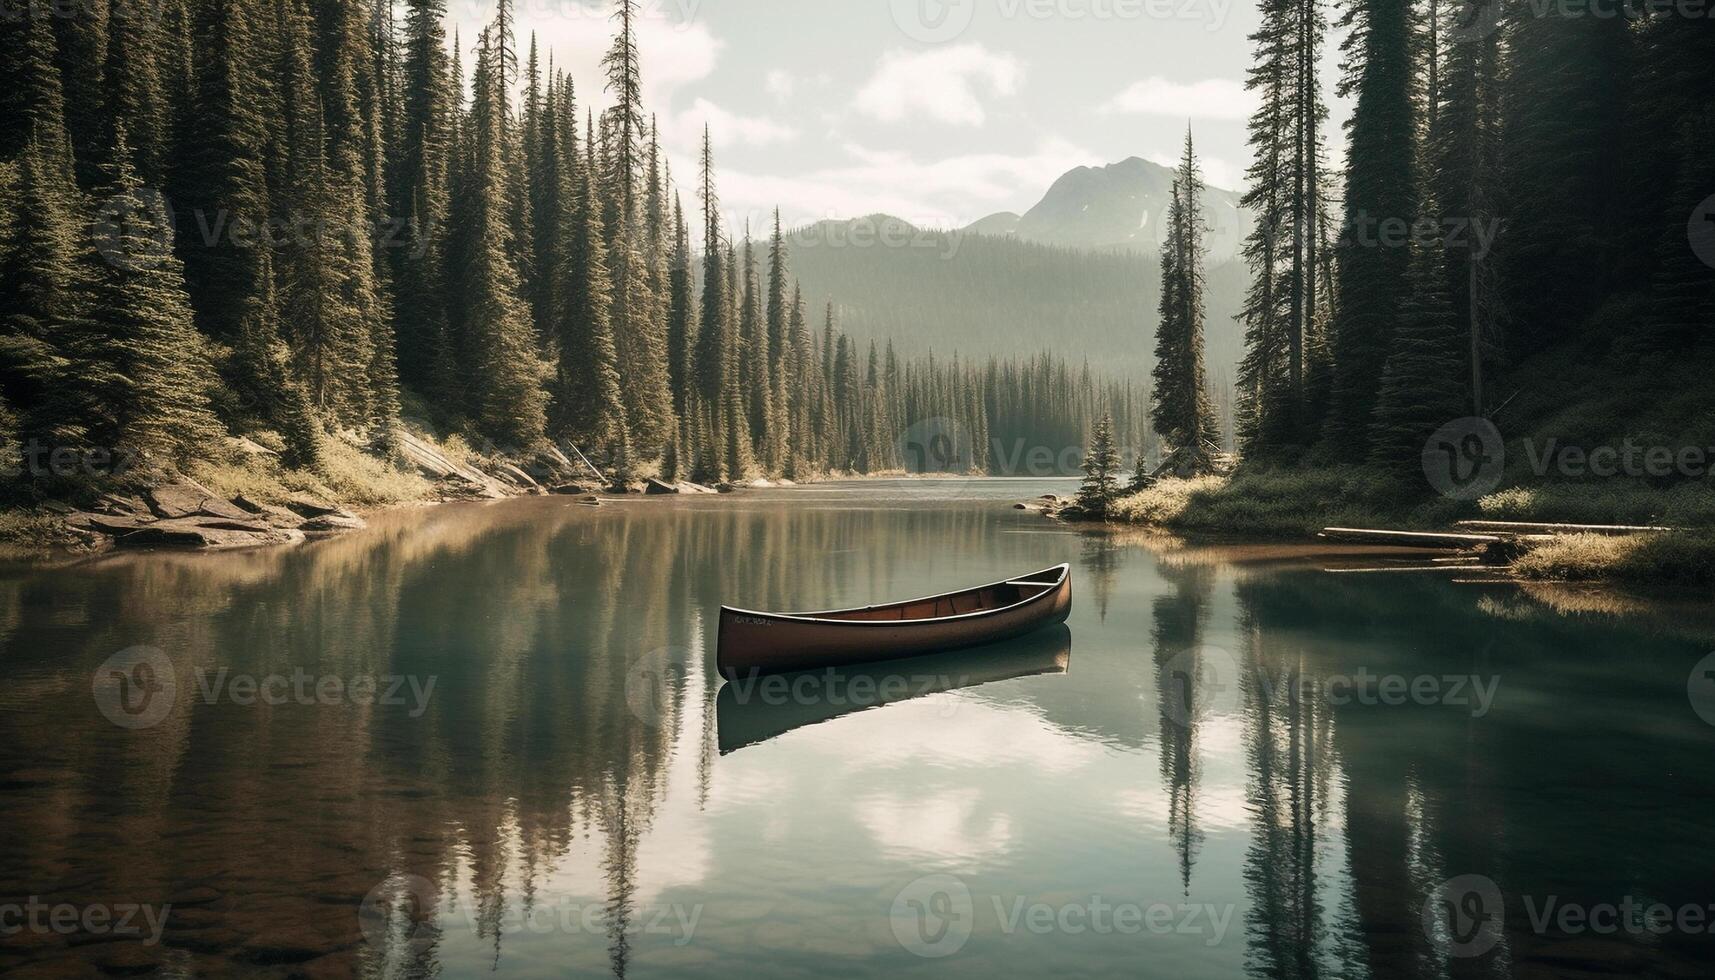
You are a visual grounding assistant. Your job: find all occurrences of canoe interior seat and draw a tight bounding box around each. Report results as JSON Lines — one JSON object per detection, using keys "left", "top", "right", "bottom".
{"left": 813, "top": 583, "right": 1050, "bottom": 622}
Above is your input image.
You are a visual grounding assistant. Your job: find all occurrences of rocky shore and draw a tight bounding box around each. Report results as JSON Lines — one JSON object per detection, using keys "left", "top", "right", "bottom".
{"left": 25, "top": 430, "right": 782, "bottom": 556}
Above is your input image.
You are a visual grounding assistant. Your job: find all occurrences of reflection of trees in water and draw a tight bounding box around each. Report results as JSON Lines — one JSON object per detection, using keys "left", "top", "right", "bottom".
{"left": 1080, "top": 530, "right": 1122, "bottom": 621}
{"left": 1151, "top": 561, "right": 1215, "bottom": 895}
{"left": 1233, "top": 584, "right": 1360, "bottom": 980}
{"left": 0, "top": 498, "right": 1047, "bottom": 977}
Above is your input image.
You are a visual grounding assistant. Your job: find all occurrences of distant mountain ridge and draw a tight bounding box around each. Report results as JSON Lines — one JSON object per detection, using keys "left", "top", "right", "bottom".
{"left": 779, "top": 213, "right": 1247, "bottom": 383}
{"left": 965, "top": 156, "right": 1250, "bottom": 263}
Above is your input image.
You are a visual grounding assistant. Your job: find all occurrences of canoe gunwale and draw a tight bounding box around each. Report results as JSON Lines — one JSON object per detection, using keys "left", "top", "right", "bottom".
{"left": 719, "top": 563, "right": 1070, "bottom": 629}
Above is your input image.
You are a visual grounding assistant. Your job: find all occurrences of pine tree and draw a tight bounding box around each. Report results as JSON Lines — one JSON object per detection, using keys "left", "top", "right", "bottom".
{"left": 278, "top": 0, "right": 376, "bottom": 424}
{"left": 1151, "top": 131, "right": 1221, "bottom": 477}
{"left": 2, "top": 0, "right": 75, "bottom": 168}
{"left": 665, "top": 195, "right": 694, "bottom": 415}
{"left": 103, "top": 0, "right": 169, "bottom": 184}
{"left": 1075, "top": 414, "right": 1122, "bottom": 517}
{"left": 0, "top": 137, "right": 87, "bottom": 461}
{"left": 1237, "top": 0, "right": 1330, "bottom": 457}
{"left": 549, "top": 117, "right": 623, "bottom": 457}
{"left": 1326, "top": 0, "right": 1418, "bottom": 460}
{"left": 79, "top": 126, "right": 224, "bottom": 463}
{"left": 392, "top": 0, "right": 454, "bottom": 394}
{"left": 1499, "top": 4, "right": 1630, "bottom": 359}
{"left": 692, "top": 129, "right": 727, "bottom": 457}
{"left": 460, "top": 24, "right": 546, "bottom": 447}
{"left": 1431, "top": 0, "right": 1505, "bottom": 412}
{"left": 601, "top": 0, "right": 644, "bottom": 226}
{"left": 1367, "top": 191, "right": 1467, "bottom": 471}
{"left": 180, "top": 0, "right": 283, "bottom": 421}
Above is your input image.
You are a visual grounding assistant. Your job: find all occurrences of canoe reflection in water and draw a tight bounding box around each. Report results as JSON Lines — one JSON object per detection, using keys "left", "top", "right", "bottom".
{"left": 716, "top": 624, "right": 1073, "bottom": 754}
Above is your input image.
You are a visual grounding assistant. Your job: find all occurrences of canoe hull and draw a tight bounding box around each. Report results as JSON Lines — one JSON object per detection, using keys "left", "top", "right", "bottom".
{"left": 717, "top": 565, "right": 1072, "bottom": 679}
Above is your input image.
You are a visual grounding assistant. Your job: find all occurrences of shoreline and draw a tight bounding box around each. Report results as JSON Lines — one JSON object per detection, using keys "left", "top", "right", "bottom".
{"left": 1061, "top": 473, "right": 1715, "bottom": 597}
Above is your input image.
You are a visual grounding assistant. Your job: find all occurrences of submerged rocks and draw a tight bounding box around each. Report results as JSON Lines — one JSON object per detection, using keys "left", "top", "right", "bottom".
{"left": 299, "top": 513, "right": 367, "bottom": 536}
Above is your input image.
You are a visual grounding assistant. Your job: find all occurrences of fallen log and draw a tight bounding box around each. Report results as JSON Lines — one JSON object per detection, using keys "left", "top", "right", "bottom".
{"left": 1319, "top": 528, "right": 1505, "bottom": 550}
{"left": 1454, "top": 520, "right": 1678, "bottom": 537}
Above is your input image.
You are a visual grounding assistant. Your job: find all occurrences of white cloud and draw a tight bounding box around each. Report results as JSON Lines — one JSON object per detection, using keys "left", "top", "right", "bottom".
{"left": 854, "top": 44, "right": 1023, "bottom": 128}
{"left": 1098, "top": 76, "right": 1254, "bottom": 121}
{"left": 665, "top": 98, "right": 798, "bottom": 151}
{"left": 454, "top": 1, "right": 721, "bottom": 116}
{"left": 765, "top": 69, "right": 795, "bottom": 103}
{"left": 708, "top": 137, "right": 1096, "bottom": 234}
{"left": 1146, "top": 151, "right": 1245, "bottom": 194}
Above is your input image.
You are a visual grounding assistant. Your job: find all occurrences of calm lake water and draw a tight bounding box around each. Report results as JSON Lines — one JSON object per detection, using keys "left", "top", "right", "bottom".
{"left": 2, "top": 480, "right": 1714, "bottom": 978}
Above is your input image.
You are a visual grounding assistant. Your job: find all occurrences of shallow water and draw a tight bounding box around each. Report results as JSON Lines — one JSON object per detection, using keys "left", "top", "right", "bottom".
{"left": 2, "top": 480, "right": 1713, "bottom": 978}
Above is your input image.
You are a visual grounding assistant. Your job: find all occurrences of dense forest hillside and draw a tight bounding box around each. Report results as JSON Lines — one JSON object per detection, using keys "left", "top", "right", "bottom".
{"left": 782, "top": 215, "right": 1249, "bottom": 381}
{"left": 0, "top": 0, "right": 1153, "bottom": 513}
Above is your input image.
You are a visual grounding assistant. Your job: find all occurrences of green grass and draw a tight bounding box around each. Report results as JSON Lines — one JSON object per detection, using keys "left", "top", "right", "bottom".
{"left": 1110, "top": 466, "right": 1468, "bottom": 537}
{"left": 1514, "top": 533, "right": 1715, "bottom": 590}
{"left": 0, "top": 510, "right": 81, "bottom": 558}
{"left": 188, "top": 428, "right": 433, "bottom": 510}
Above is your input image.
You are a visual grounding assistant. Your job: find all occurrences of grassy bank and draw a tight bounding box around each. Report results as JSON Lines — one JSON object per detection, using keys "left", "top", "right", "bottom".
{"left": 1106, "top": 470, "right": 1715, "bottom": 591}
{"left": 1108, "top": 467, "right": 1467, "bottom": 537}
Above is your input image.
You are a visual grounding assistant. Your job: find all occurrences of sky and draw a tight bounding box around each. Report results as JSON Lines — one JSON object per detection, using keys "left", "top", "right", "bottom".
{"left": 452, "top": 0, "right": 1351, "bottom": 234}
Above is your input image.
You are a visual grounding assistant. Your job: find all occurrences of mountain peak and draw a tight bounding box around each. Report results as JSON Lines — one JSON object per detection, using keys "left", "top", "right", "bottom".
{"left": 967, "top": 157, "right": 1249, "bottom": 261}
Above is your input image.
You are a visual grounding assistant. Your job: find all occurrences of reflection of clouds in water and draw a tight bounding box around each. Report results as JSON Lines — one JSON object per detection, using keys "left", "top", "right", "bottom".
{"left": 791, "top": 697, "right": 1107, "bottom": 773}
{"left": 855, "top": 787, "right": 1014, "bottom": 866}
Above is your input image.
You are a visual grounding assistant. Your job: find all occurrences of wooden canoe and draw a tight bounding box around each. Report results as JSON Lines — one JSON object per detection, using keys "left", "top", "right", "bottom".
{"left": 717, "top": 564, "right": 1073, "bottom": 679}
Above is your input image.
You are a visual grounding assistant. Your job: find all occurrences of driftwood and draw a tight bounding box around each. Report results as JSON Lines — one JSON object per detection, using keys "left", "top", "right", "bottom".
{"left": 1454, "top": 520, "right": 1677, "bottom": 537}
{"left": 1319, "top": 528, "right": 1508, "bottom": 550}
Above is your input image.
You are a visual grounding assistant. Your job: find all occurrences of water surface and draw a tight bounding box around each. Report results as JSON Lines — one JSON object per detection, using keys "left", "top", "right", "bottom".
{"left": 2, "top": 481, "right": 1713, "bottom": 978}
